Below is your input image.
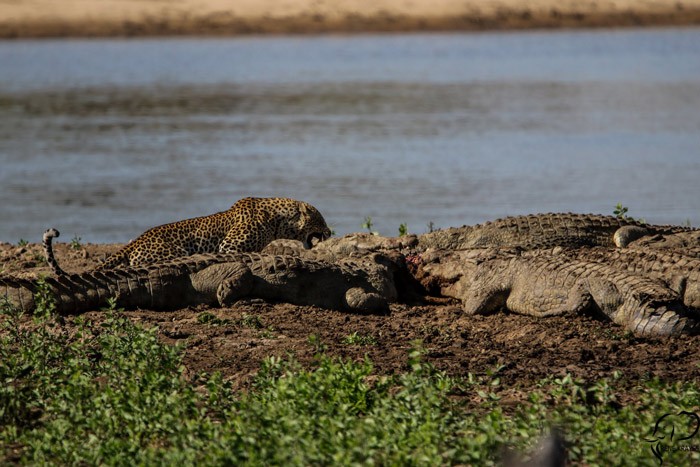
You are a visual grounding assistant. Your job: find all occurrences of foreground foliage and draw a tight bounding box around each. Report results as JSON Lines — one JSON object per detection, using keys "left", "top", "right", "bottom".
{"left": 1, "top": 296, "right": 699, "bottom": 465}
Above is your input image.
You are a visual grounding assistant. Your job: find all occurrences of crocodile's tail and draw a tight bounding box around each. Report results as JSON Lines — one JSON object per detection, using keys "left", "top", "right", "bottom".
{"left": 43, "top": 228, "right": 67, "bottom": 276}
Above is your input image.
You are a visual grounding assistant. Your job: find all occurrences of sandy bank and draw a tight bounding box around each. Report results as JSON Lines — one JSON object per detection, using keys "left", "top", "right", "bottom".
{"left": 1, "top": 0, "right": 700, "bottom": 38}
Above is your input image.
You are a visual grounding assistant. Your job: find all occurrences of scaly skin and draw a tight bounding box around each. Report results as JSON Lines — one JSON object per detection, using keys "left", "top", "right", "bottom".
{"left": 414, "top": 248, "right": 698, "bottom": 336}
{"left": 0, "top": 253, "right": 394, "bottom": 315}
{"left": 551, "top": 247, "right": 700, "bottom": 311}
{"left": 626, "top": 230, "right": 700, "bottom": 257}
{"left": 417, "top": 213, "right": 695, "bottom": 251}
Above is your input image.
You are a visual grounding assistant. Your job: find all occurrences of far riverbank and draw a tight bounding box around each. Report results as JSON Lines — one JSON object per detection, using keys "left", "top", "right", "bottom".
{"left": 2, "top": 0, "right": 700, "bottom": 38}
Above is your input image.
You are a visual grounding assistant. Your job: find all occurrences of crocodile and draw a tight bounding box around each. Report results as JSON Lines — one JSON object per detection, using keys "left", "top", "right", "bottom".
{"left": 551, "top": 247, "right": 700, "bottom": 310}
{"left": 264, "top": 213, "right": 699, "bottom": 259}
{"left": 416, "top": 213, "right": 695, "bottom": 251}
{"left": 0, "top": 252, "right": 396, "bottom": 315}
{"left": 413, "top": 248, "right": 698, "bottom": 336}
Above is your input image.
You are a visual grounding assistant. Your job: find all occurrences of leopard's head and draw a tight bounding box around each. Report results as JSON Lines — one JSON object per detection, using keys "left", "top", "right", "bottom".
{"left": 295, "top": 201, "right": 332, "bottom": 249}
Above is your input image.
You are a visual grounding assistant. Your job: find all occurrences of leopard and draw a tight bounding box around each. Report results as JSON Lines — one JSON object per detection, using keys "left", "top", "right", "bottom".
{"left": 44, "top": 197, "right": 331, "bottom": 275}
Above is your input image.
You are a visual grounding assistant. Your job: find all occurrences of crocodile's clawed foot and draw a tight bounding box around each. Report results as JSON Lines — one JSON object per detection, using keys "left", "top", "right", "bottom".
{"left": 345, "top": 287, "right": 389, "bottom": 315}
{"left": 216, "top": 265, "right": 255, "bottom": 307}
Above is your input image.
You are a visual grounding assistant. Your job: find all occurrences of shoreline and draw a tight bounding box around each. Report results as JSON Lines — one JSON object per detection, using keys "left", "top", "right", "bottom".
{"left": 2, "top": 1, "right": 700, "bottom": 39}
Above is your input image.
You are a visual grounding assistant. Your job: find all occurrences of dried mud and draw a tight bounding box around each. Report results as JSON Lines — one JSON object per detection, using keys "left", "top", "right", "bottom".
{"left": 2, "top": 240, "right": 700, "bottom": 396}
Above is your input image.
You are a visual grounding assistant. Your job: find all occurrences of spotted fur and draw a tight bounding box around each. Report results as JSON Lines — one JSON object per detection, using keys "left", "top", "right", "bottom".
{"left": 45, "top": 197, "right": 331, "bottom": 275}
{"left": 43, "top": 228, "right": 66, "bottom": 276}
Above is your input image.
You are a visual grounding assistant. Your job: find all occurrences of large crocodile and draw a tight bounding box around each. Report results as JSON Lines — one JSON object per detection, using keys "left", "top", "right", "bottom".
{"left": 262, "top": 213, "right": 697, "bottom": 258}
{"left": 412, "top": 248, "right": 698, "bottom": 336}
{"left": 416, "top": 213, "right": 695, "bottom": 251}
{"left": 0, "top": 252, "right": 396, "bottom": 315}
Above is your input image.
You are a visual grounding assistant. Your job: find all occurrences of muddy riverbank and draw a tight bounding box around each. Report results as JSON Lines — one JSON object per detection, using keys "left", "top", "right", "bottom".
{"left": 2, "top": 239, "right": 699, "bottom": 393}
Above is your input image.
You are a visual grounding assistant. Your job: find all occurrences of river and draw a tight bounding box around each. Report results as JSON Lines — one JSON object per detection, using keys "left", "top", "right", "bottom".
{"left": 1, "top": 28, "right": 699, "bottom": 243}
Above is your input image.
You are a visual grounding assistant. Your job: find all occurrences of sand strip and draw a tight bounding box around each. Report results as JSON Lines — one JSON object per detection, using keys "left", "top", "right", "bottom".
{"left": 1, "top": 0, "right": 700, "bottom": 38}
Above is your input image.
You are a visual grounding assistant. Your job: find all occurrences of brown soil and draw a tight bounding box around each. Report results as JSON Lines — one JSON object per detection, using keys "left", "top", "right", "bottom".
{"left": 1, "top": 0, "right": 700, "bottom": 39}
{"left": 2, "top": 240, "right": 700, "bottom": 395}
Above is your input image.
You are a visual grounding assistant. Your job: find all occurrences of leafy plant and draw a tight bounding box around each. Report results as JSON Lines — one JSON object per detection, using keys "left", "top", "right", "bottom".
{"left": 398, "top": 223, "right": 408, "bottom": 237}
{"left": 614, "top": 203, "right": 645, "bottom": 223}
{"left": 613, "top": 203, "right": 629, "bottom": 219}
{"left": 17, "top": 239, "right": 28, "bottom": 247}
{"left": 362, "top": 216, "right": 379, "bottom": 236}
{"left": 32, "top": 253, "right": 47, "bottom": 264}
{"left": 70, "top": 235, "right": 82, "bottom": 250}
{"left": 342, "top": 331, "right": 378, "bottom": 346}
{"left": 197, "top": 311, "right": 232, "bottom": 326}
{"left": 32, "top": 277, "right": 56, "bottom": 321}
{"left": 240, "top": 313, "right": 264, "bottom": 329}
{"left": 307, "top": 334, "right": 327, "bottom": 354}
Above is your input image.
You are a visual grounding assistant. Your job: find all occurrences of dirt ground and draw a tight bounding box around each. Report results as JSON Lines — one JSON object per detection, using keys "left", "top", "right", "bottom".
{"left": 2, "top": 239, "right": 700, "bottom": 397}
{"left": 2, "top": 0, "right": 700, "bottom": 38}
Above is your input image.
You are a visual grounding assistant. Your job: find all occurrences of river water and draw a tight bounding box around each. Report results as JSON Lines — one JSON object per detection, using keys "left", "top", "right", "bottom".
{"left": 1, "top": 28, "right": 699, "bottom": 243}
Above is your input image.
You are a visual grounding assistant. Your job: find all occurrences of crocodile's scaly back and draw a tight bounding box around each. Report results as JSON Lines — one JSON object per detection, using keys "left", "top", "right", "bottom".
{"left": 417, "top": 213, "right": 694, "bottom": 251}
{"left": 561, "top": 247, "right": 700, "bottom": 310}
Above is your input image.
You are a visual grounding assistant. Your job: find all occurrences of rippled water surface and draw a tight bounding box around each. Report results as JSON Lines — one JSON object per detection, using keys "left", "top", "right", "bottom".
{"left": 1, "top": 29, "right": 699, "bottom": 243}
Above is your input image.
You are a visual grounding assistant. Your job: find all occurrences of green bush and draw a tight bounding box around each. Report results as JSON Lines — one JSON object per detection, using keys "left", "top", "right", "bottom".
{"left": 2, "top": 299, "right": 699, "bottom": 466}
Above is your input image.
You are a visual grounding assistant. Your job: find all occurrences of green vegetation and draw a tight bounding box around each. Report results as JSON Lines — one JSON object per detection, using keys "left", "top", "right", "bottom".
{"left": 398, "top": 223, "right": 409, "bottom": 237}
{"left": 197, "top": 311, "right": 233, "bottom": 326}
{"left": 16, "top": 239, "right": 28, "bottom": 247}
{"left": 31, "top": 253, "right": 47, "bottom": 265}
{"left": 240, "top": 313, "right": 265, "bottom": 330}
{"left": 342, "top": 331, "right": 378, "bottom": 346}
{"left": 70, "top": 235, "right": 82, "bottom": 250}
{"left": 1, "top": 294, "right": 699, "bottom": 465}
{"left": 614, "top": 203, "right": 645, "bottom": 224}
{"left": 307, "top": 334, "right": 327, "bottom": 354}
{"left": 361, "top": 216, "right": 379, "bottom": 236}
{"left": 613, "top": 203, "right": 630, "bottom": 219}
{"left": 197, "top": 311, "right": 265, "bottom": 330}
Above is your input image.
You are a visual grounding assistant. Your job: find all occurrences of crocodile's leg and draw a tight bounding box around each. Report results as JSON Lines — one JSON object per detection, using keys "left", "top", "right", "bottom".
{"left": 216, "top": 265, "right": 255, "bottom": 307}
{"left": 344, "top": 287, "right": 389, "bottom": 314}
{"left": 462, "top": 282, "right": 591, "bottom": 317}
{"left": 461, "top": 283, "right": 510, "bottom": 315}
{"left": 505, "top": 282, "right": 593, "bottom": 318}
{"left": 187, "top": 262, "right": 254, "bottom": 307}
{"left": 461, "top": 261, "right": 592, "bottom": 317}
